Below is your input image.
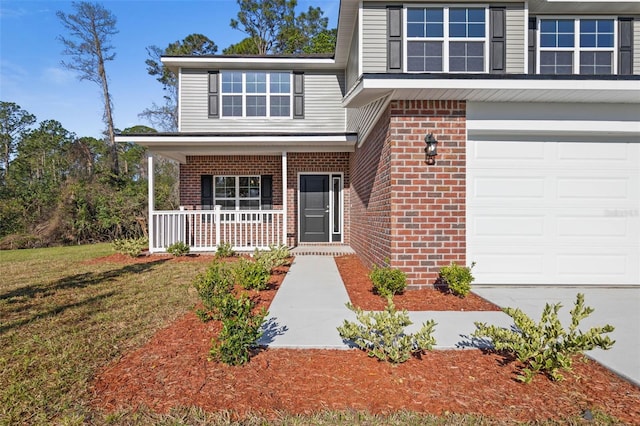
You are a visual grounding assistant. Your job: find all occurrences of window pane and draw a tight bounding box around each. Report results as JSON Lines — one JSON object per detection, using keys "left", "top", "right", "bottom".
{"left": 222, "top": 95, "right": 242, "bottom": 116}
{"left": 426, "top": 23, "right": 443, "bottom": 37}
{"left": 450, "top": 23, "right": 467, "bottom": 38}
{"left": 540, "top": 51, "right": 573, "bottom": 74}
{"left": 239, "top": 200, "right": 260, "bottom": 210}
{"left": 270, "top": 96, "right": 290, "bottom": 117}
{"left": 581, "top": 19, "right": 597, "bottom": 33}
{"left": 468, "top": 8, "right": 485, "bottom": 22}
{"left": 407, "top": 8, "right": 424, "bottom": 23}
{"left": 541, "top": 19, "right": 574, "bottom": 48}
{"left": 425, "top": 8, "right": 442, "bottom": 23}
{"left": 216, "top": 200, "right": 236, "bottom": 210}
{"left": 221, "top": 71, "right": 242, "bottom": 93}
{"left": 540, "top": 20, "right": 557, "bottom": 33}
{"left": 540, "top": 34, "right": 556, "bottom": 48}
{"left": 246, "top": 96, "right": 266, "bottom": 117}
{"left": 449, "top": 9, "right": 466, "bottom": 23}
{"left": 580, "top": 51, "right": 612, "bottom": 74}
{"left": 558, "top": 34, "right": 574, "bottom": 48}
{"left": 246, "top": 72, "right": 266, "bottom": 93}
{"left": 449, "top": 41, "right": 484, "bottom": 72}
{"left": 215, "top": 177, "right": 236, "bottom": 197}
{"left": 598, "top": 20, "right": 614, "bottom": 33}
{"left": 557, "top": 20, "right": 574, "bottom": 33}
{"left": 450, "top": 8, "right": 484, "bottom": 38}
{"left": 270, "top": 72, "right": 290, "bottom": 93}
{"left": 597, "top": 33, "right": 614, "bottom": 48}
{"left": 580, "top": 34, "right": 596, "bottom": 48}
{"left": 468, "top": 23, "right": 485, "bottom": 38}
{"left": 407, "top": 41, "right": 442, "bottom": 72}
{"left": 407, "top": 22, "right": 425, "bottom": 38}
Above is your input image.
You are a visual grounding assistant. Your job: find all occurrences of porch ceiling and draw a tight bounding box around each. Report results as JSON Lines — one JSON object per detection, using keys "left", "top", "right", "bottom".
{"left": 115, "top": 133, "right": 357, "bottom": 163}
{"left": 343, "top": 74, "right": 640, "bottom": 108}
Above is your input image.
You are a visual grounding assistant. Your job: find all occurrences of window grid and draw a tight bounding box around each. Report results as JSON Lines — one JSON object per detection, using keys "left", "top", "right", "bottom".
{"left": 220, "top": 72, "right": 292, "bottom": 118}
{"left": 405, "top": 7, "right": 488, "bottom": 73}
{"left": 214, "top": 176, "right": 261, "bottom": 210}
{"left": 538, "top": 18, "right": 616, "bottom": 75}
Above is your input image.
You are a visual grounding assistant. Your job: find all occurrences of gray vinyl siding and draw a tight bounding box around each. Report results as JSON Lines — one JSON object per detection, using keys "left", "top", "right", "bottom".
{"left": 346, "top": 95, "right": 390, "bottom": 136}
{"left": 505, "top": 6, "right": 526, "bottom": 73}
{"left": 635, "top": 20, "right": 640, "bottom": 74}
{"left": 179, "top": 69, "right": 346, "bottom": 132}
{"left": 362, "top": 4, "right": 387, "bottom": 73}
{"left": 346, "top": 18, "right": 360, "bottom": 90}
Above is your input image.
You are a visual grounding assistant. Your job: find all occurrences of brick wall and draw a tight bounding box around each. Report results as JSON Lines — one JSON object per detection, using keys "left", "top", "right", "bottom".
{"left": 349, "top": 107, "right": 393, "bottom": 271}
{"left": 179, "top": 153, "right": 350, "bottom": 247}
{"left": 351, "top": 100, "right": 467, "bottom": 289}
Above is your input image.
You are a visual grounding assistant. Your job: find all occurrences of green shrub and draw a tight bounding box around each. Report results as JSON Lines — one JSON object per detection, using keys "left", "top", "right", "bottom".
{"left": 369, "top": 262, "right": 407, "bottom": 298}
{"left": 167, "top": 241, "right": 190, "bottom": 257}
{"left": 209, "top": 293, "right": 268, "bottom": 366}
{"left": 473, "top": 293, "right": 615, "bottom": 383}
{"left": 438, "top": 262, "right": 476, "bottom": 297}
{"left": 233, "top": 257, "right": 270, "bottom": 290}
{"left": 111, "top": 236, "right": 148, "bottom": 258}
{"left": 193, "top": 262, "right": 234, "bottom": 321}
{"left": 215, "top": 241, "right": 235, "bottom": 258}
{"left": 337, "top": 297, "right": 437, "bottom": 363}
{"left": 253, "top": 244, "right": 291, "bottom": 270}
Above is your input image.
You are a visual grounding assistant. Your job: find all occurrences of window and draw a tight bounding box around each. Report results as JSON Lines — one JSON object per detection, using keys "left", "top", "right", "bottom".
{"left": 220, "top": 71, "right": 291, "bottom": 118}
{"left": 406, "top": 7, "right": 487, "bottom": 72}
{"left": 214, "top": 176, "right": 261, "bottom": 210}
{"left": 538, "top": 18, "right": 615, "bottom": 75}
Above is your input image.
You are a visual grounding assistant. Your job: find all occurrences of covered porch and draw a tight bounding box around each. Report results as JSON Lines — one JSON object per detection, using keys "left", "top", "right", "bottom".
{"left": 120, "top": 133, "right": 356, "bottom": 253}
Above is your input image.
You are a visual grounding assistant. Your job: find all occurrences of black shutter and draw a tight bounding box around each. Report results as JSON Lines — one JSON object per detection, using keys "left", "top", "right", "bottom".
{"left": 293, "top": 72, "right": 304, "bottom": 119}
{"left": 201, "top": 175, "right": 213, "bottom": 208}
{"left": 490, "top": 7, "right": 506, "bottom": 73}
{"left": 387, "top": 6, "right": 403, "bottom": 72}
{"left": 528, "top": 18, "right": 537, "bottom": 74}
{"left": 260, "top": 175, "right": 273, "bottom": 210}
{"left": 619, "top": 18, "right": 634, "bottom": 75}
{"left": 208, "top": 71, "right": 219, "bottom": 118}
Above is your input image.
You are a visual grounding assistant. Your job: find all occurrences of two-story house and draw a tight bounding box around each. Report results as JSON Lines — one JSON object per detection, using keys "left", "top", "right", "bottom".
{"left": 117, "top": 0, "right": 640, "bottom": 288}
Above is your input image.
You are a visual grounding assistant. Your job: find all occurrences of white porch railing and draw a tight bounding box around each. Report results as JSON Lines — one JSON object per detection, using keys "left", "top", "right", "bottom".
{"left": 149, "top": 206, "right": 285, "bottom": 252}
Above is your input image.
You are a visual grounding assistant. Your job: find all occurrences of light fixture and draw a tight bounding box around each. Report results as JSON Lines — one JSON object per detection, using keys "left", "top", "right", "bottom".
{"left": 424, "top": 133, "right": 438, "bottom": 165}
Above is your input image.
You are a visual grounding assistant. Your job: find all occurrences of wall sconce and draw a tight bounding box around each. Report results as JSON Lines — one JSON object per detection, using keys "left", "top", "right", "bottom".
{"left": 424, "top": 133, "right": 438, "bottom": 165}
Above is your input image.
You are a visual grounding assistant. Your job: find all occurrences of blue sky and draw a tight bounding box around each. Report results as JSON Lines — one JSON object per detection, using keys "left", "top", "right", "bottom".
{"left": 0, "top": 0, "right": 339, "bottom": 139}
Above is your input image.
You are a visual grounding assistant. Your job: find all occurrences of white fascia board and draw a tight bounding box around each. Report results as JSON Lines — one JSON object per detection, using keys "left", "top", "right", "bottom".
{"left": 115, "top": 134, "right": 357, "bottom": 144}
{"left": 361, "top": 77, "right": 639, "bottom": 93}
{"left": 161, "top": 56, "right": 338, "bottom": 71}
{"left": 467, "top": 119, "right": 640, "bottom": 137}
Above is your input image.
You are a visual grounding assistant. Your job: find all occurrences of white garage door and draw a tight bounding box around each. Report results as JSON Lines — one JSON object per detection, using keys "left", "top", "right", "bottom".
{"left": 467, "top": 139, "right": 640, "bottom": 285}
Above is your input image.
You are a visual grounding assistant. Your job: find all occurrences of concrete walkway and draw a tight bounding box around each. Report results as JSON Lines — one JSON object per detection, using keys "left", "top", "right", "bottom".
{"left": 259, "top": 256, "right": 640, "bottom": 388}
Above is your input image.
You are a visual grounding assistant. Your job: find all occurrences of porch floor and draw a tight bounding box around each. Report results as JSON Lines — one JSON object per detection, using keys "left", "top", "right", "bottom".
{"left": 290, "top": 244, "right": 355, "bottom": 256}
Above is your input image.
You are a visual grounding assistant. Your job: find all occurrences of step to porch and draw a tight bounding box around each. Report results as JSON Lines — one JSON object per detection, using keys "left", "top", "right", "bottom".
{"left": 290, "top": 244, "right": 355, "bottom": 257}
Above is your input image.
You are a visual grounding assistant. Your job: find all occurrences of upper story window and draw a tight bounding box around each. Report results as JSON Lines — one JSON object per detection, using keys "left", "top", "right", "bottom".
{"left": 220, "top": 71, "right": 291, "bottom": 118}
{"left": 538, "top": 18, "right": 616, "bottom": 75}
{"left": 406, "top": 7, "right": 488, "bottom": 72}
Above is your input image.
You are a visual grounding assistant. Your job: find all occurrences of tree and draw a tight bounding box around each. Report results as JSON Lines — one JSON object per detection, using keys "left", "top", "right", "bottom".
{"left": 303, "top": 28, "right": 337, "bottom": 54}
{"left": 229, "top": 0, "right": 329, "bottom": 55}
{"left": 57, "top": 2, "right": 120, "bottom": 176}
{"left": 0, "top": 102, "right": 36, "bottom": 182}
{"left": 142, "top": 34, "right": 218, "bottom": 131}
{"left": 223, "top": 37, "right": 260, "bottom": 55}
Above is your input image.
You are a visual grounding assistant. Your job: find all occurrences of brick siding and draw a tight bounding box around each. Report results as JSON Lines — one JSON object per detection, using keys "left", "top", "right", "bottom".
{"left": 179, "top": 153, "right": 350, "bottom": 246}
{"left": 351, "top": 100, "right": 467, "bottom": 289}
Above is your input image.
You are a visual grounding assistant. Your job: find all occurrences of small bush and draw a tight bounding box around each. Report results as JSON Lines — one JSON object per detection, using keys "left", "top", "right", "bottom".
{"left": 233, "top": 257, "right": 270, "bottom": 291}
{"left": 216, "top": 241, "right": 235, "bottom": 258}
{"left": 473, "top": 293, "right": 615, "bottom": 383}
{"left": 438, "top": 262, "right": 476, "bottom": 297}
{"left": 167, "top": 241, "right": 190, "bottom": 257}
{"left": 209, "top": 293, "right": 268, "bottom": 366}
{"left": 337, "top": 297, "right": 437, "bottom": 363}
{"left": 193, "top": 262, "right": 234, "bottom": 321}
{"left": 253, "top": 244, "right": 291, "bottom": 270}
{"left": 369, "top": 262, "right": 407, "bottom": 298}
{"left": 111, "top": 236, "right": 148, "bottom": 258}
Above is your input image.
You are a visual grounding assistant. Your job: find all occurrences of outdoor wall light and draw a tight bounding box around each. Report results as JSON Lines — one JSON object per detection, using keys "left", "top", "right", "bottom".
{"left": 424, "top": 132, "right": 438, "bottom": 165}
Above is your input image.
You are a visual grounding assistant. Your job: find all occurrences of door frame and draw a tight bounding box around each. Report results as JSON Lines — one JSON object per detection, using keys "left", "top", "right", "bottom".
{"left": 297, "top": 172, "right": 344, "bottom": 244}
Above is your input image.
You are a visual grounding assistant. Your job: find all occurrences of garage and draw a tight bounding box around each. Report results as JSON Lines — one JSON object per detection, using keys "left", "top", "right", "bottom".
{"left": 466, "top": 102, "right": 640, "bottom": 285}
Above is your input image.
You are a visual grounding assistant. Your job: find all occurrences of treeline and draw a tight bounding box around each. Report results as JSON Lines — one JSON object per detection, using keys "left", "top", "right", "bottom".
{"left": 0, "top": 102, "right": 177, "bottom": 249}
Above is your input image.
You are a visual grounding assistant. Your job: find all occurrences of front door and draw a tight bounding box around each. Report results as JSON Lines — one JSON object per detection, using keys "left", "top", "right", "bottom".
{"left": 300, "top": 175, "right": 330, "bottom": 242}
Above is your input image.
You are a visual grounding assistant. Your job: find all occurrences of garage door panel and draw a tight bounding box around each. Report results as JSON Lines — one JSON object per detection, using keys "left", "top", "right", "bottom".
{"left": 468, "top": 139, "right": 640, "bottom": 285}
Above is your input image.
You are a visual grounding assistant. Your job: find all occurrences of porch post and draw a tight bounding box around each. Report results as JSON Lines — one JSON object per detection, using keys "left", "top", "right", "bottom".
{"left": 147, "top": 153, "right": 155, "bottom": 253}
{"left": 282, "top": 151, "right": 287, "bottom": 246}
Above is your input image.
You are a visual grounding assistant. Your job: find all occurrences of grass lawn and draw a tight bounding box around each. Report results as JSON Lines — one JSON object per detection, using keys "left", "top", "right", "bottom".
{"left": 0, "top": 245, "right": 624, "bottom": 425}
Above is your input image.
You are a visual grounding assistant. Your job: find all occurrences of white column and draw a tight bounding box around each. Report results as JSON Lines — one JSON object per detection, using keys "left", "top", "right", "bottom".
{"left": 282, "top": 151, "right": 288, "bottom": 246}
{"left": 147, "top": 153, "right": 155, "bottom": 253}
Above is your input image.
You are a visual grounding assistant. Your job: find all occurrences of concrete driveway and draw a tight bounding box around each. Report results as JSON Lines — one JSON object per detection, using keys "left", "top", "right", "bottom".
{"left": 474, "top": 286, "right": 640, "bottom": 387}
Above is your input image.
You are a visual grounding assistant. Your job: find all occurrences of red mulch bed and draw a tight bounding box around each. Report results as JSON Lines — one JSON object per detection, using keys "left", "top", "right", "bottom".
{"left": 90, "top": 254, "right": 640, "bottom": 423}
{"left": 336, "top": 255, "right": 500, "bottom": 311}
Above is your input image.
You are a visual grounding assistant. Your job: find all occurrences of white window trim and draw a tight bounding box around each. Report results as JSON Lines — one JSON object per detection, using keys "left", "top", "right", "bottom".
{"left": 536, "top": 16, "right": 618, "bottom": 75}
{"left": 220, "top": 71, "right": 293, "bottom": 119}
{"left": 214, "top": 175, "right": 262, "bottom": 211}
{"left": 403, "top": 4, "right": 490, "bottom": 73}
